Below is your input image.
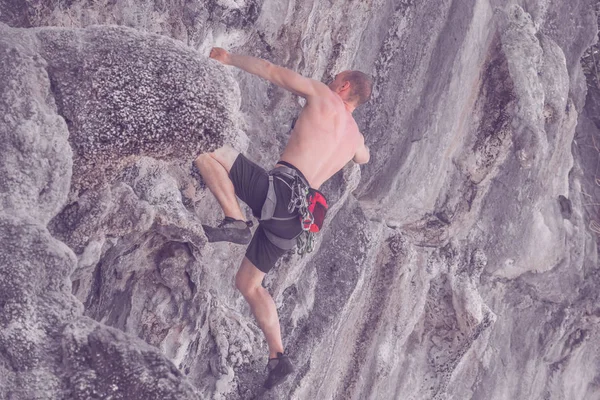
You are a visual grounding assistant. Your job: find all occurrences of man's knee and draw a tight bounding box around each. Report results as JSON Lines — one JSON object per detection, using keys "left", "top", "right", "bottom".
{"left": 235, "top": 270, "right": 256, "bottom": 297}
{"left": 211, "top": 145, "right": 239, "bottom": 172}
{"left": 235, "top": 258, "right": 264, "bottom": 297}
{"left": 195, "top": 148, "right": 233, "bottom": 169}
{"left": 194, "top": 152, "right": 213, "bottom": 169}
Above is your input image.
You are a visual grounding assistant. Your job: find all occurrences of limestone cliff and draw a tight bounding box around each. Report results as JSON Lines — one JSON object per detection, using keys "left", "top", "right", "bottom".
{"left": 1, "top": 0, "right": 599, "bottom": 399}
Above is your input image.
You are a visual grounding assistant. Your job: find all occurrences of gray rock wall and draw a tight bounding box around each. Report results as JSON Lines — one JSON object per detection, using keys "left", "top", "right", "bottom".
{"left": 1, "top": 0, "right": 599, "bottom": 399}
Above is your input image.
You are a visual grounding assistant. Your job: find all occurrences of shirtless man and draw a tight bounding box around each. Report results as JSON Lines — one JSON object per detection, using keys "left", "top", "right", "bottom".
{"left": 195, "top": 47, "right": 372, "bottom": 388}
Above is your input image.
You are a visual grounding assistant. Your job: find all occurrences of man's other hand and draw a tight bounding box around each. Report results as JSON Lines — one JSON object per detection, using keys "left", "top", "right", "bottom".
{"left": 209, "top": 47, "right": 231, "bottom": 65}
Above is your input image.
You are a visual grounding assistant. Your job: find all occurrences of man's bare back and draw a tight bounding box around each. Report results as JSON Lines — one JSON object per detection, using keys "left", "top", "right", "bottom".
{"left": 208, "top": 48, "right": 370, "bottom": 189}
{"left": 278, "top": 84, "right": 364, "bottom": 189}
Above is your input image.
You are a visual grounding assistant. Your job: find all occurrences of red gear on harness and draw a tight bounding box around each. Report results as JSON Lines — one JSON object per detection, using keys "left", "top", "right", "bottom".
{"left": 302, "top": 189, "right": 328, "bottom": 233}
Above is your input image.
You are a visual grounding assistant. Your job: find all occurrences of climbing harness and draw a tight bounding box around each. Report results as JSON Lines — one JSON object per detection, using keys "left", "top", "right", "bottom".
{"left": 259, "top": 163, "right": 328, "bottom": 255}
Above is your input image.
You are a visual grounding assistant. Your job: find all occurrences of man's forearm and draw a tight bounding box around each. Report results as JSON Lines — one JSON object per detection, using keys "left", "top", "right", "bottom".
{"left": 353, "top": 145, "right": 370, "bottom": 164}
{"left": 211, "top": 47, "right": 318, "bottom": 98}
{"left": 227, "top": 53, "right": 273, "bottom": 81}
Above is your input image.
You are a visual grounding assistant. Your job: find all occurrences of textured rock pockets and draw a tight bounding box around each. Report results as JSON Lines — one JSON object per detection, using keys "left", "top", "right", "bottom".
{"left": 0, "top": 22, "right": 245, "bottom": 399}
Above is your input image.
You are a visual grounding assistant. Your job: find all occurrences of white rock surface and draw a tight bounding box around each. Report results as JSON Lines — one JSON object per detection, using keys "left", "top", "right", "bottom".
{"left": 1, "top": 0, "right": 599, "bottom": 399}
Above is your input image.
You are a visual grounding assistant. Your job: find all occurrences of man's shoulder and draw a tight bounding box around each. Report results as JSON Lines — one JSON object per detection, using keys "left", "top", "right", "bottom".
{"left": 305, "top": 91, "right": 344, "bottom": 112}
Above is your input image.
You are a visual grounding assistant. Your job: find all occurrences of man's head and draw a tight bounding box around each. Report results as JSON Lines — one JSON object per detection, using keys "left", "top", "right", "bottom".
{"left": 328, "top": 71, "right": 373, "bottom": 107}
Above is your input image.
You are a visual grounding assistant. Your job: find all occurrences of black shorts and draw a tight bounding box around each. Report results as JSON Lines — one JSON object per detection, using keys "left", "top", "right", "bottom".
{"left": 229, "top": 154, "right": 303, "bottom": 273}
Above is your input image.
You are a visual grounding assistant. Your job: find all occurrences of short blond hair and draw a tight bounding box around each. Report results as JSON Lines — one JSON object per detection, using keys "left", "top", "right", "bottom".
{"left": 345, "top": 71, "right": 373, "bottom": 106}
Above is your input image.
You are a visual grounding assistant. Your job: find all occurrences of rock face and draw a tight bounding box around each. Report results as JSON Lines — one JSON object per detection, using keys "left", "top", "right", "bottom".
{"left": 0, "top": 23, "right": 228, "bottom": 400}
{"left": 38, "top": 25, "right": 239, "bottom": 195}
{"left": 1, "top": 1, "right": 600, "bottom": 399}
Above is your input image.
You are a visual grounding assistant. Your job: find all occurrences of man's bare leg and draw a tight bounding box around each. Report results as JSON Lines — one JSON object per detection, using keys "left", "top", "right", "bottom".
{"left": 235, "top": 257, "right": 284, "bottom": 358}
{"left": 194, "top": 145, "right": 245, "bottom": 221}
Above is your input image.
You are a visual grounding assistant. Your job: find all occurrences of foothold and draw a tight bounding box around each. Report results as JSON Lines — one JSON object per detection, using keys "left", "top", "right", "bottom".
{"left": 434, "top": 211, "right": 451, "bottom": 225}
{"left": 558, "top": 195, "right": 572, "bottom": 219}
{"left": 543, "top": 104, "right": 556, "bottom": 124}
{"left": 386, "top": 219, "right": 402, "bottom": 228}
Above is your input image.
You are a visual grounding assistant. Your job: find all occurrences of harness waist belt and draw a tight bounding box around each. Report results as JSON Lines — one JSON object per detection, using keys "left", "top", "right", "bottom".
{"left": 260, "top": 162, "right": 310, "bottom": 222}
{"left": 275, "top": 160, "right": 310, "bottom": 187}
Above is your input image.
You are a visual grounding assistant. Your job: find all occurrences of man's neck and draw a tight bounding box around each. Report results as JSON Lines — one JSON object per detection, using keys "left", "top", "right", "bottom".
{"left": 343, "top": 101, "right": 356, "bottom": 113}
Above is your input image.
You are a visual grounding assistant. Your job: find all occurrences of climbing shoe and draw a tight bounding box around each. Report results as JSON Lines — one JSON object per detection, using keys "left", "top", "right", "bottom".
{"left": 202, "top": 217, "right": 252, "bottom": 245}
{"left": 264, "top": 352, "right": 294, "bottom": 389}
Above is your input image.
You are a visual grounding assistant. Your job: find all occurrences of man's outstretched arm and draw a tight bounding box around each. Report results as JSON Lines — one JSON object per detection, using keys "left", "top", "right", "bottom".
{"left": 210, "top": 47, "right": 327, "bottom": 99}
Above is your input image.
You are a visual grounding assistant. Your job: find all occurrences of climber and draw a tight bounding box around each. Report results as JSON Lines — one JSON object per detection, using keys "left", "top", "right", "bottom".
{"left": 194, "top": 47, "right": 372, "bottom": 389}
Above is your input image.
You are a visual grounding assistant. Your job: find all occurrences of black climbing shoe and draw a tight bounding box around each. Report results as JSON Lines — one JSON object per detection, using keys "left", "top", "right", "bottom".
{"left": 202, "top": 217, "right": 252, "bottom": 245}
{"left": 264, "top": 352, "right": 294, "bottom": 389}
